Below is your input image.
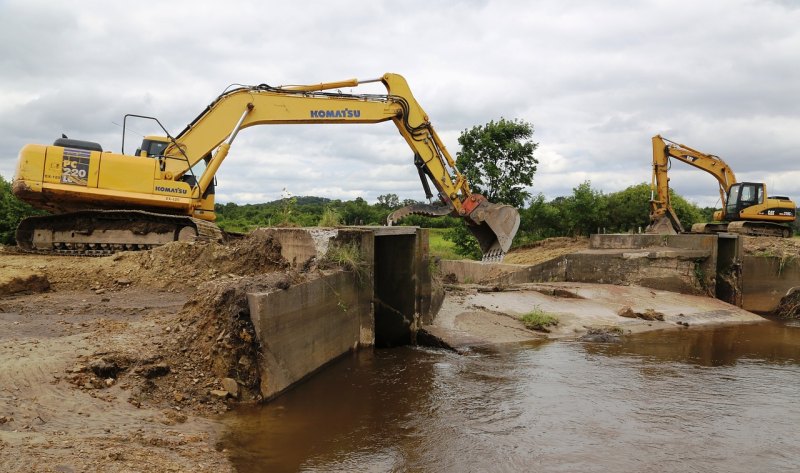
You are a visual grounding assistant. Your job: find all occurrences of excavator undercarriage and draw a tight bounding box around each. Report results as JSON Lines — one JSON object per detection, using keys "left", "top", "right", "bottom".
{"left": 16, "top": 210, "right": 223, "bottom": 256}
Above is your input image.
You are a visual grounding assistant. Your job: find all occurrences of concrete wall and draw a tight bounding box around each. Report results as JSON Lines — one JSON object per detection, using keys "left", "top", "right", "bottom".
{"left": 742, "top": 256, "right": 800, "bottom": 313}
{"left": 589, "top": 233, "right": 717, "bottom": 252}
{"left": 247, "top": 271, "right": 372, "bottom": 400}
{"left": 564, "top": 250, "right": 709, "bottom": 295}
{"left": 245, "top": 226, "right": 436, "bottom": 399}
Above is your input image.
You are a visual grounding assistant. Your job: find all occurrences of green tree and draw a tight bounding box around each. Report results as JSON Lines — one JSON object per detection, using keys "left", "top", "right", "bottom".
{"left": 605, "top": 183, "right": 652, "bottom": 233}
{"left": 455, "top": 118, "right": 538, "bottom": 208}
{"left": 375, "top": 193, "right": 400, "bottom": 209}
{"left": 0, "top": 175, "right": 47, "bottom": 245}
{"left": 444, "top": 222, "right": 483, "bottom": 260}
{"left": 447, "top": 118, "right": 539, "bottom": 258}
{"left": 564, "top": 181, "right": 607, "bottom": 236}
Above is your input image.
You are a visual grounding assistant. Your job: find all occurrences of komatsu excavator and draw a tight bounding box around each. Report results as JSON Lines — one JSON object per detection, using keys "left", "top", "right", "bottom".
{"left": 646, "top": 135, "right": 795, "bottom": 237}
{"left": 12, "top": 73, "right": 519, "bottom": 260}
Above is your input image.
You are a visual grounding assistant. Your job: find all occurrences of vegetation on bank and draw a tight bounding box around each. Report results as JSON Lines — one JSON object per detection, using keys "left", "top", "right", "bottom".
{"left": 0, "top": 175, "right": 46, "bottom": 245}
{"left": 521, "top": 308, "right": 559, "bottom": 331}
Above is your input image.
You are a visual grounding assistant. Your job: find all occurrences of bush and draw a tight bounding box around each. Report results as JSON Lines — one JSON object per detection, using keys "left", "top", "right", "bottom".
{"left": 521, "top": 308, "right": 558, "bottom": 331}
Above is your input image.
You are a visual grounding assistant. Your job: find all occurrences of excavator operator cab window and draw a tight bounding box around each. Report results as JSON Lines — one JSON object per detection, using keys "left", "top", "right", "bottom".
{"left": 727, "top": 183, "right": 760, "bottom": 219}
{"left": 137, "top": 139, "right": 169, "bottom": 158}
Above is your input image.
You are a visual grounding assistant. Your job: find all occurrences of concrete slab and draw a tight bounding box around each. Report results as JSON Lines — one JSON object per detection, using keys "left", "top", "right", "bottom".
{"left": 429, "top": 282, "right": 765, "bottom": 349}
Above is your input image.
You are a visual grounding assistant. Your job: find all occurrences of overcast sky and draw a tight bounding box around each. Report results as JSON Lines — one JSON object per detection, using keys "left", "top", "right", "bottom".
{"left": 1, "top": 0, "right": 799, "bottom": 208}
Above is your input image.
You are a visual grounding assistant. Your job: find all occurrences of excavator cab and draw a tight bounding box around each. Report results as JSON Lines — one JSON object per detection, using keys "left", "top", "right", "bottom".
{"left": 724, "top": 183, "right": 762, "bottom": 220}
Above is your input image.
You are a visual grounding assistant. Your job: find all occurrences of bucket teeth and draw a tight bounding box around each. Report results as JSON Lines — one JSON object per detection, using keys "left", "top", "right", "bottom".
{"left": 481, "top": 249, "right": 506, "bottom": 263}
{"left": 387, "top": 203, "right": 452, "bottom": 225}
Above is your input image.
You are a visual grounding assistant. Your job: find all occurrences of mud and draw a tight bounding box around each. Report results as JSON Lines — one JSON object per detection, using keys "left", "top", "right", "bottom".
{"left": 0, "top": 233, "right": 290, "bottom": 472}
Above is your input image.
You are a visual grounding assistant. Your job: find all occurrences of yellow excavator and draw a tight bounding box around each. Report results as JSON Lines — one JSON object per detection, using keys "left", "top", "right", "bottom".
{"left": 12, "top": 73, "right": 519, "bottom": 260}
{"left": 647, "top": 135, "right": 795, "bottom": 237}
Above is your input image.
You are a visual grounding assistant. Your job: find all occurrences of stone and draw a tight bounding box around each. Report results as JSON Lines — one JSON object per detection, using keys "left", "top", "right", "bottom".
{"left": 89, "top": 359, "right": 120, "bottom": 378}
{"left": 142, "top": 363, "right": 170, "bottom": 379}
{"left": 95, "top": 288, "right": 106, "bottom": 295}
{"left": 210, "top": 390, "right": 229, "bottom": 399}
{"left": 221, "top": 378, "right": 239, "bottom": 398}
{"left": 617, "top": 306, "right": 636, "bottom": 318}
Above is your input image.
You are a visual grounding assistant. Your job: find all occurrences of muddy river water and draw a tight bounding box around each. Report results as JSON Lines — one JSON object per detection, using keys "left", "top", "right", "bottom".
{"left": 222, "top": 320, "right": 800, "bottom": 472}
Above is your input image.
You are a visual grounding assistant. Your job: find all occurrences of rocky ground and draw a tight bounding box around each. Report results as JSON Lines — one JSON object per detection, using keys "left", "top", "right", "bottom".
{"left": 0, "top": 233, "right": 297, "bottom": 473}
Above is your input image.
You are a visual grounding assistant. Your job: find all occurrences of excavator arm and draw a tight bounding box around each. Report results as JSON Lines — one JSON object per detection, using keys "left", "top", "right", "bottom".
{"left": 647, "top": 135, "right": 736, "bottom": 234}
{"left": 163, "top": 73, "right": 519, "bottom": 259}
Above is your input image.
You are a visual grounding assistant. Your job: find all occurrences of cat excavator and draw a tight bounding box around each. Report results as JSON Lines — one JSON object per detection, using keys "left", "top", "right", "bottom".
{"left": 646, "top": 135, "right": 795, "bottom": 237}
{"left": 12, "top": 73, "right": 519, "bottom": 260}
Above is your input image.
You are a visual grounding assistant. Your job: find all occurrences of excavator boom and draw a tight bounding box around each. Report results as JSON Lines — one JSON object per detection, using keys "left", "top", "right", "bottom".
{"left": 12, "top": 73, "right": 520, "bottom": 259}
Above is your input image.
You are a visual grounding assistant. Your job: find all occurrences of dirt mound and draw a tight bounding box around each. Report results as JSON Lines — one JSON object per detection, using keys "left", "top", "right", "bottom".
{"left": 504, "top": 237, "right": 588, "bottom": 265}
{"left": 119, "top": 231, "right": 289, "bottom": 290}
{"left": 0, "top": 270, "right": 49, "bottom": 296}
{"left": 742, "top": 235, "right": 800, "bottom": 258}
{"left": 174, "top": 272, "right": 305, "bottom": 401}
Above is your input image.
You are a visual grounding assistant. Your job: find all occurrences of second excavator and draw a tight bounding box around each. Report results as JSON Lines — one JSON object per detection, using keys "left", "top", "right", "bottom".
{"left": 647, "top": 135, "right": 795, "bottom": 237}
{"left": 12, "top": 73, "right": 519, "bottom": 260}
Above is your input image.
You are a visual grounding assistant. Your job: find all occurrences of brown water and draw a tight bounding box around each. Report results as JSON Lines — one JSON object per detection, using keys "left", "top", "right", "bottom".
{"left": 222, "top": 320, "right": 800, "bottom": 472}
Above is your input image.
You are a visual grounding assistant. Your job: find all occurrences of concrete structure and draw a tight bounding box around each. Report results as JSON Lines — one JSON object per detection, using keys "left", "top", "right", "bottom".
{"left": 246, "top": 226, "right": 436, "bottom": 399}
{"left": 440, "top": 233, "right": 743, "bottom": 306}
{"left": 247, "top": 271, "right": 372, "bottom": 399}
{"left": 742, "top": 256, "right": 800, "bottom": 313}
{"left": 426, "top": 281, "right": 766, "bottom": 350}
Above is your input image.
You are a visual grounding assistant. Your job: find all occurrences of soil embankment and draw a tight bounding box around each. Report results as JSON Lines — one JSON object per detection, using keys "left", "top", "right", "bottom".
{"left": 0, "top": 234, "right": 294, "bottom": 472}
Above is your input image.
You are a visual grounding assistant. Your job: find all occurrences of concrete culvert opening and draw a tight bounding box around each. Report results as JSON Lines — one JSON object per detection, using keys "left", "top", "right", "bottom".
{"left": 374, "top": 232, "right": 418, "bottom": 347}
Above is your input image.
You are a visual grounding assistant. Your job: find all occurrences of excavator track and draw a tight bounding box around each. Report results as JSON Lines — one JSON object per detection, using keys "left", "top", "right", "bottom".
{"left": 725, "top": 220, "right": 793, "bottom": 238}
{"left": 16, "top": 210, "right": 224, "bottom": 256}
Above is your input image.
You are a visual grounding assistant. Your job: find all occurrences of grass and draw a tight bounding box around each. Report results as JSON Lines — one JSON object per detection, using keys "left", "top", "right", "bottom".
{"left": 323, "top": 242, "right": 367, "bottom": 283}
{"left": 428, "top": 228, "right": 461, "bottom": 260}
{"left": 521, "top": 308, "right": 559, "bottom": 331}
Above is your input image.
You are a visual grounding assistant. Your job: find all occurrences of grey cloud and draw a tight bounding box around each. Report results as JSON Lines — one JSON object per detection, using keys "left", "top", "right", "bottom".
{"left": 2, "top": 0, "right": 799, "bottom": 208}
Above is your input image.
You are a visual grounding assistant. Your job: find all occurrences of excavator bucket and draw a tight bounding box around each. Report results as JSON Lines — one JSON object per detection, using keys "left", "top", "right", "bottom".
{"left": 644, "top": 215, "right": 679, "bottom": 235}
{"left": 466, "top": 200, "right": 520, "bottom": 261}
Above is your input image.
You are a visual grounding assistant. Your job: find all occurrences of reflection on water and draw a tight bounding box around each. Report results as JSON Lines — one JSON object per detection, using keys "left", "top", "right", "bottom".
{"left": 222, "top": 321, "right": 800, "bottom": 472}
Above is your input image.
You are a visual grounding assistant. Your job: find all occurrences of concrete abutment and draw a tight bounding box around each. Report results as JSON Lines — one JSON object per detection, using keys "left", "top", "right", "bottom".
{"left": 246, "top": 226, "right": 433, "bottom": 399}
